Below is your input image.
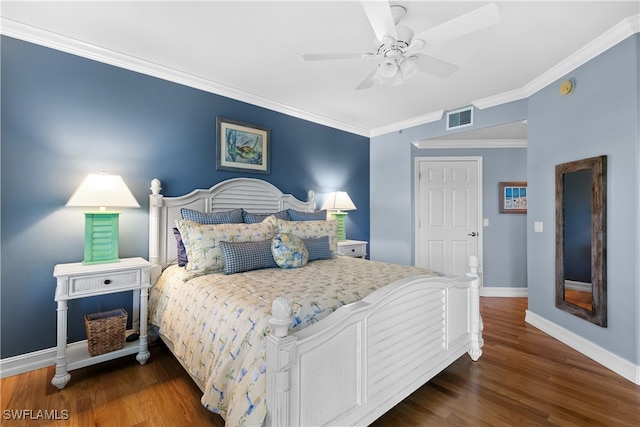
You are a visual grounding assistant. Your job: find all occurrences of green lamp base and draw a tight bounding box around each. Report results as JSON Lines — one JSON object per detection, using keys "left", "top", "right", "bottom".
{"left": 83, "top": 212, "right": 120, "bottom": 264}
{"left": 328, "top": 211, "right": 348, "bottom": 241}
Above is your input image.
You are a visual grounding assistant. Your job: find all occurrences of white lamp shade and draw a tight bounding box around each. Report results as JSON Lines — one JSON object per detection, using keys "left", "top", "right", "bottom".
{"left": 66, "top": 173, "right": 140, "bottom": 209}
{"left": 321, "top": 191, "right": 356, "bottom": 211}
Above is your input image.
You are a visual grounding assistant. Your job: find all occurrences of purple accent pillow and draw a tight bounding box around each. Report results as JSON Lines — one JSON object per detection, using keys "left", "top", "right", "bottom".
{"left": 173, "top": 227, "right": 188, "bottom": 266}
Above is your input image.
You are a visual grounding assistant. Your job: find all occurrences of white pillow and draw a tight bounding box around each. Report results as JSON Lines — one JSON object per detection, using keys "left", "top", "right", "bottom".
{"left": 176, "top": 219, "right": 275, "bottom": 279}
{"left": 264, "top": 216, "right": 338, "bottom": 253}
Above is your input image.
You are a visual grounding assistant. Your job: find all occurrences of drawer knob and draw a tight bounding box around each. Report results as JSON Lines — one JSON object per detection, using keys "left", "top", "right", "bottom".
{"left": 104, "top": 279, "right": 112, "bottom": 285}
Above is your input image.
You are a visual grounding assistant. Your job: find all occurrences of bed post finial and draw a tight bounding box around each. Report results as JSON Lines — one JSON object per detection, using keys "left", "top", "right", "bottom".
{"left": 270, "top": 297, "right": 292, "bottom": 338}
{"left": 307, "top": 190, "right": 315, "bottom": 210}
{"left": 150, "top": 178, "right": 162, "bottom": 196}
{"left": 467, "top": 255, "right": 479, "bottom": 276}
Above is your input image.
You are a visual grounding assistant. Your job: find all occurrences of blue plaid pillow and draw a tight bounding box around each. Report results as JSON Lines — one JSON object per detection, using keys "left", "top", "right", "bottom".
{"left": 303, "top": 236, "right": 332, "bottom": 261}
{"left": 219, "top": 240, "right": 276, "bottom": 274}
{"left": 287, "top": 209, "right": 327, "bottom": 221}
{"left": 180, "top": 208, "right": 243, "bottom": 224}
{"left": 242, "top": 209, "right": 290, "bottom": 224}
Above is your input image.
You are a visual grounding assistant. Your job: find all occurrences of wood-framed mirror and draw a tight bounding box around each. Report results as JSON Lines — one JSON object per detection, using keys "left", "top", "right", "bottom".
{"left": 555, "top": 155, "right": 606, "bottom": 326}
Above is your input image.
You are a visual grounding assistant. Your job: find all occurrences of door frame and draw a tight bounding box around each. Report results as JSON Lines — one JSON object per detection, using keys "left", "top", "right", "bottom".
{"left": 414, "top": 156, "right": 484, "bottom": 274}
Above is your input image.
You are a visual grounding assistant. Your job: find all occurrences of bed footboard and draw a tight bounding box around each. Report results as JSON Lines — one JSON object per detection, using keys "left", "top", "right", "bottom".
{"left": 266, "top": 257, "right": 482, "bottom": 427}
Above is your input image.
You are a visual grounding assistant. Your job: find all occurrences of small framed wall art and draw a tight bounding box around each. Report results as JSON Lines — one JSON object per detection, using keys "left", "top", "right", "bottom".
{"left": 217, "top": 117, "right": 270, "bottom": 174}
{"left": 499, "top": 181, "right": 527, "bottom": 214}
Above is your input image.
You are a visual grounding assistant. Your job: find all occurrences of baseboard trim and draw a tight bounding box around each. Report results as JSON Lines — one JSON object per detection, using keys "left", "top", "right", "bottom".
{"left": 525, "top": 310, "right": 640, "bottom": 385}
{"left": 0, "top": 347, "right": 56, "bottom": 379}
{"left": 481, "top": 286, "right": 528, "bottom": 297}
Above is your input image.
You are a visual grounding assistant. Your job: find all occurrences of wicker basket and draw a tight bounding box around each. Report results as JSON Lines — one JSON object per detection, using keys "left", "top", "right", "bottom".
{"left": 84, "top": 308, "right": 127, "bottom": 356}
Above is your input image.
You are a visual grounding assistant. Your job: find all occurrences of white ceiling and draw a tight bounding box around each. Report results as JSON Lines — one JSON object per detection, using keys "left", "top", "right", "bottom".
{"left": 1, "top": 1, "right": 638, "bottom": 137}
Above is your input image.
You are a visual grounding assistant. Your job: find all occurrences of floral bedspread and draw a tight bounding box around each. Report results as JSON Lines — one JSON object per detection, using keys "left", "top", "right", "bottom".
{"left": 148, "top": 256, "right": 437, "bottom": 426}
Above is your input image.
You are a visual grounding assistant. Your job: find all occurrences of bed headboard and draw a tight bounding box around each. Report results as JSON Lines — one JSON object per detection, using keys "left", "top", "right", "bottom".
{"left": 148, "top": 177, "right": 316, "bottom": 278}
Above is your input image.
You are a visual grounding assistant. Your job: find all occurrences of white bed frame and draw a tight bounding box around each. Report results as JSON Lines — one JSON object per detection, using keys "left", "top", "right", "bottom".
{"left": 148, "top": 177, "right": 483, "bottom": 427}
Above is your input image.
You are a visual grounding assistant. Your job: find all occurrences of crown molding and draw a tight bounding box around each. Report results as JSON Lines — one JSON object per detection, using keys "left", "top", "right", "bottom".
{"left": 412, "top": 139, "right": 527, "bottom": 150}
{"left": 473, "top": 13, "right": 640, "bottom": 110}
{"left": 0, "top": 18, "right": 370, "bottom": 137}
{"left": 370, "top": 110, "right": 444, "bottom": 137}
{"left": 2, "top": 13, "right": 638, "bottom": 139}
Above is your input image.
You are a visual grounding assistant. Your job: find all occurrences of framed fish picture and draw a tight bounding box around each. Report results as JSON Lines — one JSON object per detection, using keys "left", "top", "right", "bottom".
{"left": 216, "top": 117, "right": 270, "bottom": 174}
{"left": 499, "top": 181, "right": 527, "bottom": 214}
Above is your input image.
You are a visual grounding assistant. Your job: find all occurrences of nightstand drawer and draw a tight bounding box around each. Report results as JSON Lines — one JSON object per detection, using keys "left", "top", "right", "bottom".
{"left": 339, "top": 244, "right": 366, "bottom": 257}
{"left": 337, "top": 240, "right": 368, "bottom": 258}
{"left": 69, "top": 269, "right": 141, "bottom": 296}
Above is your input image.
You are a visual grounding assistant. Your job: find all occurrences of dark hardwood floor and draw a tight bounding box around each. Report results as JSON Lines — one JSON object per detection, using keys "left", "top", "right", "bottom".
{"left": 2, "top": 298, "right": 638, "bottom": 426}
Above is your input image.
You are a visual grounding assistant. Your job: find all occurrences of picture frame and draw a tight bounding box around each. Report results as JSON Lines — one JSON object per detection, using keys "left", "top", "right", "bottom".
{"left": 499, "top": 181, "right": 527, "bottom": 214}
{"left": 216, "top": 117, "right": 270, "bottom": 174}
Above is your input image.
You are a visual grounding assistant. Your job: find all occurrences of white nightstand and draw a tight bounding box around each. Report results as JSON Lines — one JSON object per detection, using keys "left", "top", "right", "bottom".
{"left": 337, "top": 240, "right": 368, "bottom": 258}
{"left": 51, "top": 257, "right": 151, "bottom": 389}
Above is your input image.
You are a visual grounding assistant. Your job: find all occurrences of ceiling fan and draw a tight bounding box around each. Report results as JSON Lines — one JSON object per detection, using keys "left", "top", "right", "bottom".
{"left": 302, "top": 1, "right": 501, "bottom": 89}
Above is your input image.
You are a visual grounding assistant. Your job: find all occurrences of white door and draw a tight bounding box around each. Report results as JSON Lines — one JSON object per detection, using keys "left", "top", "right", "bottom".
{"left": 415, "top": 157, "right": 482, "bottom": 275}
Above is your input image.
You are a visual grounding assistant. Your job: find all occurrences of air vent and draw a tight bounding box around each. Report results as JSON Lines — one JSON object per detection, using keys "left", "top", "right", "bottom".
{"left": 446, "top": 107, "right": 473, "bottom": 130}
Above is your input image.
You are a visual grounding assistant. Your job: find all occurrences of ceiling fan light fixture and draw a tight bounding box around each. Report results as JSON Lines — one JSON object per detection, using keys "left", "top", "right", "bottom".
{"left": 400, "top": 56, "right": 418, "bottom": 79}
{"left": 388, "top": 72, "right": 405, "bottom": 87}
{"left": 380, "top": 60, "right": 399, "bottom": 78}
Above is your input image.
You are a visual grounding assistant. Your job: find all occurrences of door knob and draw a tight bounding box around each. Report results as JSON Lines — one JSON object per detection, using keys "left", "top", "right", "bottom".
{"left": 468, "top": 232, "right": 478, "bottom": 237}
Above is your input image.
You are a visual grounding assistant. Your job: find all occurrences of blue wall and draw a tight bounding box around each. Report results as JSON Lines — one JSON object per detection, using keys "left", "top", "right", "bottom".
{"left": 370, "top": 100, "right": 528, "bottom": 289}
{"left": 0, "top": 36, "right": 369, "bottom": 359}
{"left": 371, "top": 34, "right": 639, "bottom": 366}
{"left": 527, "top": 34, "right": 639, "bottom": 364}
{"left": 410, "top": 146, "right": 528, "bottom": 287}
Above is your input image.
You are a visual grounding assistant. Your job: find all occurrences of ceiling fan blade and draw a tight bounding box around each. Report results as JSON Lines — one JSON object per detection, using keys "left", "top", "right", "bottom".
{"left": 302, "top": 53, "right": 371, "bottom": 61}
{"left": 413, "top": 3, "right": 501, "bottom": 44}
{"left": 360, "top": 0, "right": 398, "bottom": 42}
{"left": 356, "top": 65, "right": 381, "bottom": 90}
{"left": 416, "top": 54, "right": 460, "bottom": 79}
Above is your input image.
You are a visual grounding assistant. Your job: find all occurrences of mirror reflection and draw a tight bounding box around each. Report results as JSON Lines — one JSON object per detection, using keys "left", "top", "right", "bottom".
{"left": 562, "top": 169, "right": 593, "bottom": 310}
{"left": 555, "top": 155, "right": 606, "bottom": 327}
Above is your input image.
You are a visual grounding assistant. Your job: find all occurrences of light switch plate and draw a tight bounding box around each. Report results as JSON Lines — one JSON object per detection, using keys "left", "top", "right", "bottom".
{"left": 534, "top": 221, "right": 543, "bottom": 233}
{"left": 483, "top": 218, "right": 489, "bottom": 227}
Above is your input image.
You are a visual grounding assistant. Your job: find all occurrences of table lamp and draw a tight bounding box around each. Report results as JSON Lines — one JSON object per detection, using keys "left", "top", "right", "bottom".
{"left": 66, "top": 173, "right": 140, "bottom": 264}
{"left": 321, "top": 191, "right": 356, "bottom": 241}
